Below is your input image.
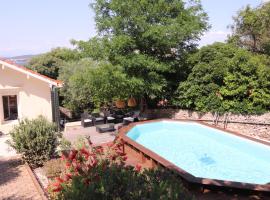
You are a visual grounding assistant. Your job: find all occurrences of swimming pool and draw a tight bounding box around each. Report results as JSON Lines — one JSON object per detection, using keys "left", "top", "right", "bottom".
{"left": 120, "top": 120, "right": 270, "bottom": 191}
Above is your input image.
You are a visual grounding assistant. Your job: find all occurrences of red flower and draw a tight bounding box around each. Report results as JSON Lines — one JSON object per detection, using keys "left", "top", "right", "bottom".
{"left": 52, "top": 185, "right": 62, "bottom": 193}
{"left": 80, "top": 148, "right": 90, "bottom": 159}
{"left": 135, "top": 164, "right": 142, "bottom": 172}
{"left": 64, "top": 173, "right": 72, "bottom": 181}
{"left": 68, "top": 150, "right": 78, "bottom": 160}
{"left": 52, "top": 180, "right": 63, "bottom": 192}
{"left": 73, "top": 162, "right": 82, "bottom": 172}
{"left": 55, "top": 177, "right": 64, "bottom": 183}
{"left": 66, "top": 161, "right": 71, "bottom": 168}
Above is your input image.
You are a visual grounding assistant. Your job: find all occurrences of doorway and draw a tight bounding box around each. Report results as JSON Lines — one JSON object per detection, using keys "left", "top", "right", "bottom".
{"left": 2, "top": 95, "right": 18, "bottom": 121}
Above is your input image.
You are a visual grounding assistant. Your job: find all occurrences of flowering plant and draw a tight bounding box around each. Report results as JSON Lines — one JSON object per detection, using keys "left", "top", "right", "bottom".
{"left": 48, "top": 138, "right": 194, "bottom": 200}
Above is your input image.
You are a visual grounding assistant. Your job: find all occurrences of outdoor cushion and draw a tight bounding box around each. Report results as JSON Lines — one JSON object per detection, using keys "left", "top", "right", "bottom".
{"left": 95, "top": 117, "right": 104, "bottom": 121}
{"left": 123, "top": 117, "right": 134, "bottom": 122}
{"left": 84, "top": 119, "right": 92, "bottom": 123}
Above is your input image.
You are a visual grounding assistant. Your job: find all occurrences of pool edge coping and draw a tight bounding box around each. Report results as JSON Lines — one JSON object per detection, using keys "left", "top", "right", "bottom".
{"left": 118, "top": 119, "right": 270, "bottom": 192}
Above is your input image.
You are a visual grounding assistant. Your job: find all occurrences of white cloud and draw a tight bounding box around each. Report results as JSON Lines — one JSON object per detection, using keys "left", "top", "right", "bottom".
{"left": 199, "top": 30, "right": 231, "bottom": 47}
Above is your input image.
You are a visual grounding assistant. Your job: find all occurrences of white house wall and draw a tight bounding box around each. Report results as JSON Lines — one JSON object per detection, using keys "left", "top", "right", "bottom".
{"left": 0, "top": 65, "right": 53, "bottom": 124}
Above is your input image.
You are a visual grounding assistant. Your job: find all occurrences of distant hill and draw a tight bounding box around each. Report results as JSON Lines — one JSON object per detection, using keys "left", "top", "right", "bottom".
{"left": 8, "top": 54, "right": 39, "bottom": 66}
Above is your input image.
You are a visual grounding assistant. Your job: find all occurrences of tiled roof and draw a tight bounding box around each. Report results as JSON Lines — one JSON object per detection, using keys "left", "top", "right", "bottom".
{"left": 0, "top": 57, "right": 63, "bottom": 87}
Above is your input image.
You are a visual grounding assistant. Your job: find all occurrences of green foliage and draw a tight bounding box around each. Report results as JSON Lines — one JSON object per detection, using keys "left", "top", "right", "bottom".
{"left": 58, "top": 58, "right": 98, "bottom": 113}
{"left": 27, "top": 48, "right": 81, "bottom": 79}
{"left": 9, "top": 116, "right": 59, "bottom": 167}
{"left": 89, "top": 63, "right": 144, "bottom": 106}
{"left": 59, "top": 58, "right": 143, "bottom": 112}
{"left": 59, "top": 138, "right": 72, "bottom": 152}
{"left": 71, "top": 37, "right": 110, "bottom": 61}
{"left": 89, "top": 0, "right": 209, "bottom": 99}
{"left": 229, "top": 2, "right": 270, "bottom": 55}
{"left": 48, "top": 141, "right": 194, "bottom": 200}
{"left": 173, "top": 43, "right": 270, "bottom": 114}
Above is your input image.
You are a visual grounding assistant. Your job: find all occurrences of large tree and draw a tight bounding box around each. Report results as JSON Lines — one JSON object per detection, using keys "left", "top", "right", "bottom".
{"left": 27, "top": 47, "right": 80, "bottom": 79}
{"left": 90, "top": 0, "right": 209, "bottom": 100}
{"left": 229, "top": 2, "right": 270, "bottom": 55}
{"left": 173, "top": 43, "right": 270, "bottom": 114}
{"left": 59, "top": 59, "right": 143, "bottom": 113}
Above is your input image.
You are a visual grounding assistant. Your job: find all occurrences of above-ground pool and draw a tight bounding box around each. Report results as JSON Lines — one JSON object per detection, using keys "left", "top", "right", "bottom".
{"left": 121, "top": 120, "right": 270, "bottom": 191}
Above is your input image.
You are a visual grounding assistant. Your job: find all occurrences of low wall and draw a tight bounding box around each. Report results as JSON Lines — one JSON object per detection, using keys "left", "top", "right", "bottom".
{"left": 145, "top": 109, "right": 270, "bottom": 141}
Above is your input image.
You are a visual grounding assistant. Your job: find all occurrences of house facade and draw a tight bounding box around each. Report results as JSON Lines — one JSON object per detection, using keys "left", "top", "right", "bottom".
{"left": 0, "top": 58, "right": 62, "bottom": 126}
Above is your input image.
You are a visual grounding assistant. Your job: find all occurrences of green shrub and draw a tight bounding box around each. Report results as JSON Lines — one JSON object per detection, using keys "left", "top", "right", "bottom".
{"left": 58, "top": 138, "right": 72, "bottom": 152}
{"left": 9, "top": 116, "right": 59, "bottom": 167}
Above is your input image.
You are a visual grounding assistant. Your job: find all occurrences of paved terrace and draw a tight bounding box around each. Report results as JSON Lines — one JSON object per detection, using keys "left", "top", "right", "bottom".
{"left": 63, "top": 121, "right": 119, "bottom": 145}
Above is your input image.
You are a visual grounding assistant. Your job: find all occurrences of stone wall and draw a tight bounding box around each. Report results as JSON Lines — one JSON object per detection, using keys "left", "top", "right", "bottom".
{"left": 145, "top": 109, "right": 270, "bottom": 141}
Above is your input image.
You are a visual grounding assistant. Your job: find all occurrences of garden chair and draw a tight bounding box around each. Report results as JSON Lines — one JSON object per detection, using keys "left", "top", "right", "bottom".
{"left": 123, "top": 110, "right": 140, "bottom": 125}
{"left": 81, "top": 113, "right": 94, "bottom": 127}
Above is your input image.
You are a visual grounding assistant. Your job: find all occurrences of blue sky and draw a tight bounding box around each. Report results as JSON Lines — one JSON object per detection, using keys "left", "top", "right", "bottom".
{"left": 0, "top": 0, "right": 267, "bottom": 57}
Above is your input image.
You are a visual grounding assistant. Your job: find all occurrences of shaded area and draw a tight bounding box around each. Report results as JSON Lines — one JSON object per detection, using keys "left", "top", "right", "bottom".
{"left": 0, "top": 157, "right": 42, "bottom": 200}
{"left": 0, "top": 157, "right": 21, "bottom": 186}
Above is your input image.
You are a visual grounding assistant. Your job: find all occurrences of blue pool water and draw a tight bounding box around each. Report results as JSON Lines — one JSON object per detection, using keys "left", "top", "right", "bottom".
{"left": 127, "top": 121, "right": 270, "bottom": 185}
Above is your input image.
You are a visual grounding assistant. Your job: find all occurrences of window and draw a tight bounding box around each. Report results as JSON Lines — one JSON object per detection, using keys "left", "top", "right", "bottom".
{"left": 2, "top": 95, "right": 18, "bottom": 121}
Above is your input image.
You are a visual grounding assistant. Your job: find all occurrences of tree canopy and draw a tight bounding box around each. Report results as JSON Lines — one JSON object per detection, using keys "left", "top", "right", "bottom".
{"left": 90, "top": 0, "right": 209, "bottom": 99}
{"left": 173, "top": 43, "right": 270, "bottom": 114}
{"left": 59, "top": 59, "right": 143, "bottom": 113}
{"left": 229, "top": 2, "right": 270, "bottom": 55}
{"left": 27, "top": 48, "right": 80, "bottom": 79}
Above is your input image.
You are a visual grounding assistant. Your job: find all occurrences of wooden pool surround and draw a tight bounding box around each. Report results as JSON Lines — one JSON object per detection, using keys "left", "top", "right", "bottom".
{"left": 118, "top": 119, "right": 270, "bottom": 192}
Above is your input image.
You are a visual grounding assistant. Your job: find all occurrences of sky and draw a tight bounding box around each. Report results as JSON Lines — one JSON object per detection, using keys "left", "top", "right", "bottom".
{"left": 0, "top": 0, "right": 267, "bottom": 57}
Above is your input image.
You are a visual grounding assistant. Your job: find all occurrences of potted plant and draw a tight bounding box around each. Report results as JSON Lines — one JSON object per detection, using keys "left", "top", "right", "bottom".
{"left": 115, "top": 99, "right": 126, "bottom": 108}
{"left": 128, "top": 97, "right": 137, "bottom": 107}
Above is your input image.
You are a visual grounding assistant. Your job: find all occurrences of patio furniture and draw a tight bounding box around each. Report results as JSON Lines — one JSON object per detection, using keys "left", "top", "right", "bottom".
{"left": 111, "top": 109, "right": 125, "bottom": 123}
{"left": 101, "top": 109, "right": 116, "bottom": 124}
{"left": 123, "top": 110, "right": 140, "bottom": 125}
{"left": 91, "top": 113, "right": 105, "bottom": 125}
{"left": 81, "top": 113, "right": 94, "bottom": 127}
{"left": 106, "top": 116, "right": 116, "bottom": 123}
{"left": 96, "top": 123, "right": 115, "bottom": 133}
